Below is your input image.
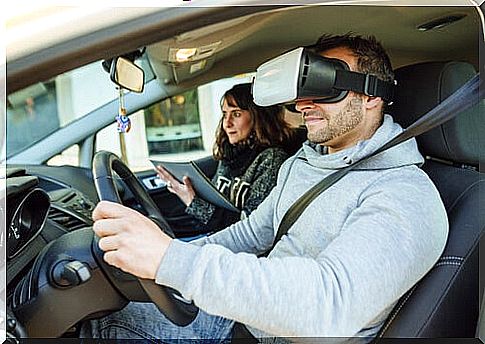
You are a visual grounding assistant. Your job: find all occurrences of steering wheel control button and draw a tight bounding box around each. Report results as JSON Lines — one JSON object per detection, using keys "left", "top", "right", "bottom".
{"left": 52, "top": 260, "right": 91, "bottom": 287}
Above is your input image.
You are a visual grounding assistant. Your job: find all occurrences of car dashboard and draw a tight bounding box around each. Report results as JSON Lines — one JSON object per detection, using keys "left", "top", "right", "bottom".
{"left": 5, "top": 165, "right": 98, "bottom": 338}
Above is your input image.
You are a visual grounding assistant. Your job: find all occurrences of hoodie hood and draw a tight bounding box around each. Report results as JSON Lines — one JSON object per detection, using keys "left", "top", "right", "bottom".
{"left": 301, "top": 114, "right": 424, "bottom": 170}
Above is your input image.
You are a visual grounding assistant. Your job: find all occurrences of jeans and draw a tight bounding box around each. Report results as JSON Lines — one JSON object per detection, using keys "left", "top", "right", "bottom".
{"left": 81, "top": 302, "right": 235, "bottom": 343}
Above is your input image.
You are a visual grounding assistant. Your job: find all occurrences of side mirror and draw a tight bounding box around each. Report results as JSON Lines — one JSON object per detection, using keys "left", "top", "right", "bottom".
{"left": 110, "top": 57, "right": 144, "bottom": 93}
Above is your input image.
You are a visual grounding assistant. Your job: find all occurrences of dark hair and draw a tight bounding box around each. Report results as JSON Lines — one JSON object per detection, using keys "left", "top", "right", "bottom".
{"left": 213, "top": 83, "right": 293, "bottom": 160}
{"left": 311, "top": 33, "right": 395, "bottom": 84}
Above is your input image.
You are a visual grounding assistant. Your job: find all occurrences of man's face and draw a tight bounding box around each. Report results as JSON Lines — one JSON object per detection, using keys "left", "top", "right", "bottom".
{"left": 295, "top": 47, "right": 366, "bottom": 149}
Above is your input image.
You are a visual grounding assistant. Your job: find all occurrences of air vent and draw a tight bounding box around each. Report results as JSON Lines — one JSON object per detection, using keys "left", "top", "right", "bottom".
{"left": 61, "top": 192, "right": 77, "bottom": 203}
{"left": 48, "top": 207, "right": 88, "bottom": 231}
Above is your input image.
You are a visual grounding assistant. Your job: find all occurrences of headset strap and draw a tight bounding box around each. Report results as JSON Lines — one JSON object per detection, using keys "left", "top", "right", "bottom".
{"left": 335, "top": 70, "right": 395, "bottom": 103}
{"left": 267, "top": 73, "right": 483, "bottom": 255}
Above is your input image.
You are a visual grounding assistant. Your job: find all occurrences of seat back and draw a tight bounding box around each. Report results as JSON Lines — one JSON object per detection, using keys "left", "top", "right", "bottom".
{"left": 375, "top": 61, "right": 485, "bottom": 339}
{"left": 282, "top": 126, "right": 308, "bottom": 156}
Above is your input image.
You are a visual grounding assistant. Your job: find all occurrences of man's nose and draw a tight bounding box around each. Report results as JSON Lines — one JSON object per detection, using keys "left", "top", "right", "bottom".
{"left": 295, "top": 100, "right": 317, "bottom": 113}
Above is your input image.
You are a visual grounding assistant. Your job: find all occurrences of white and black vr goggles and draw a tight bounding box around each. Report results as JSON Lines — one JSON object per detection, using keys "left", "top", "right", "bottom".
{"left": 252, "top": 47, "right": 395, "bottom": 111}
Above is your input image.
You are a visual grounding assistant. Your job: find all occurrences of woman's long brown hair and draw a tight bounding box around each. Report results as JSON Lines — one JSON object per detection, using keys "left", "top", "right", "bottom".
{"left": 213, "top": 83, "right": 293, "bottom": 160}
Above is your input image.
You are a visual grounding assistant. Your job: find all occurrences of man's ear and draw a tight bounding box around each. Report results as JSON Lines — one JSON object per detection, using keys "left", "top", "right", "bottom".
{"left": 364, "top": 96, "right": 383, "bottom": 111}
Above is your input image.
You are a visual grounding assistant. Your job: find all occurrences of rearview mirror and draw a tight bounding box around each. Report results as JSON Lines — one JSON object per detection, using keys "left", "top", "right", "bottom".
{"left": 110, "top": 57, "right": 145, "bottom": 93}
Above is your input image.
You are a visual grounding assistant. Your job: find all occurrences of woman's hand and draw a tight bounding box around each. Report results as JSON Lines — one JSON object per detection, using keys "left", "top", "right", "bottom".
{"left": 156, "top": 165, "right": 196, "bottom": 206}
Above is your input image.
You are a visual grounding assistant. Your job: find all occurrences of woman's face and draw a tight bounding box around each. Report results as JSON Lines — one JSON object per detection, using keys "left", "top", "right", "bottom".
{"left": 222, "top": 97, "right": 253, "bottom": 144}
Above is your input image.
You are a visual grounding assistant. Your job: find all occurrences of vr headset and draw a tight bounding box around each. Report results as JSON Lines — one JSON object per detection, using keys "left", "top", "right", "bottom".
{"left": 252, "top": 47, "right": 395, "bottom": 111}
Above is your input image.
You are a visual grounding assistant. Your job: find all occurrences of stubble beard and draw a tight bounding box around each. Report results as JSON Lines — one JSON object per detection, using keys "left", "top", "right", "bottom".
{"left": 307, "top": 96, "right": 364, "bottom": 144}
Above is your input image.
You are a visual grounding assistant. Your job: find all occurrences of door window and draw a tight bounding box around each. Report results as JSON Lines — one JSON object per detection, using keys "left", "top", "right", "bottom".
{"left": 144, "top": 89, "right": 203, "bottom": 155}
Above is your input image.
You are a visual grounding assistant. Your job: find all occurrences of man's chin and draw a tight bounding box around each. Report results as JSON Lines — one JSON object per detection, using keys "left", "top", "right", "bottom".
{"left": 307, "top": 133, "right": 331, "bottom": 145}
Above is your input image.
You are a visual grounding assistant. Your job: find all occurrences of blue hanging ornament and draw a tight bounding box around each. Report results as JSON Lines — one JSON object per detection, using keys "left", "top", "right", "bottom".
{"left": 116, "top": 108, "right": 131, "bottom": 133}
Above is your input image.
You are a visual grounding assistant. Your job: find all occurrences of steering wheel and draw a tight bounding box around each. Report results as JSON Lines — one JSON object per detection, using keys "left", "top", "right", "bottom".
{"left": 92, "top": 150, "right": 198, "bottom": 326}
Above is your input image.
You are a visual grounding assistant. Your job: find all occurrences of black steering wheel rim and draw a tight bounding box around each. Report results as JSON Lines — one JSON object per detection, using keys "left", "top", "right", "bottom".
{"left": 92, "top": 150, "right": 198, "bottom": 326}
{"left": 92, "top": 150, "right": 175, "bottom": 237}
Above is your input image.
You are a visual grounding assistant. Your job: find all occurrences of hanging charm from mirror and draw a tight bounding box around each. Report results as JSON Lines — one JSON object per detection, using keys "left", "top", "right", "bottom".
{"left": 116, "top": 87, "right": 131, "bottom": 133}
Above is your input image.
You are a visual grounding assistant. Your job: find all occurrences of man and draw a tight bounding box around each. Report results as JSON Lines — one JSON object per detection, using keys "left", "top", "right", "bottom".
{"left": 85, "top": 34, "right": 448, "bottom": 342}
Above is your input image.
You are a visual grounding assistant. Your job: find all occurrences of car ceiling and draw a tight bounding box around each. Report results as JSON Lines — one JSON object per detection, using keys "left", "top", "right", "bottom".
{"left": 146, "top": 5, "right": 481, "bottom": 97}
{"left": 7, "top": 4, "right": 482, "bottom": 96}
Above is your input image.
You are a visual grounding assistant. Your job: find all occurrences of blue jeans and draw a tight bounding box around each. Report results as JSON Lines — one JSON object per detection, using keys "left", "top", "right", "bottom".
{"left": 81, "top": 302, "right": 235, "bottom": 343}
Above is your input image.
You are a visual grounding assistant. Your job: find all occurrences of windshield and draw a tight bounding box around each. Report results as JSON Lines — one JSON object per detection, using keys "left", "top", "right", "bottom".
{"left": 6, "top": 55, "right": 154, "bottom": 158}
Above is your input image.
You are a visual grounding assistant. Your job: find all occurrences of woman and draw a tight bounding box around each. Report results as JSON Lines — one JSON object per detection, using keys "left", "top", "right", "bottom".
{"left": 156, "top": 83, "right": 293, "bottom": 232}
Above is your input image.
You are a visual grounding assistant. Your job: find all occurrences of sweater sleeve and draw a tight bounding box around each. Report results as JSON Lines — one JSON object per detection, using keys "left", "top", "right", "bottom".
{"left": 240, "top": 148, "right": 288, "bottom": 217}
{"left": 189, "top": 155, "right": 294, "bottom": 254}
{"left": 185, "top": 195, "right": 217, "bottom": 225}
{"left": 155, "top": 171, "right": 448, "bottom": 338}
{"left": 191, "top": 185, "right": 279, "bottom": 254}
{"left": 185, "top": 148, "right": 288, "bottom": 230}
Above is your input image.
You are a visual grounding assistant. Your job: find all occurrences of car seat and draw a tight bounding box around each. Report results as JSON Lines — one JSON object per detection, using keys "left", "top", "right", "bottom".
{"left": 375, "top": 61, "right": 484, "bottom": 339}
{"left": 283, "top": 126, "right": 308, "bottom": 156}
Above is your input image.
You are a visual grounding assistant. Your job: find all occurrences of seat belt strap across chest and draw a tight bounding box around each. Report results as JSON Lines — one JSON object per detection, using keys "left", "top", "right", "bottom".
{"left": 267, "top": 73, "right": 483, "bottom": 254}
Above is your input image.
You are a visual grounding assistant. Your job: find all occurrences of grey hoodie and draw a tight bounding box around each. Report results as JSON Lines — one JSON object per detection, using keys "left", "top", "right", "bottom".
{"left": 156, "top": 115, "right": 448, "bottom": 341}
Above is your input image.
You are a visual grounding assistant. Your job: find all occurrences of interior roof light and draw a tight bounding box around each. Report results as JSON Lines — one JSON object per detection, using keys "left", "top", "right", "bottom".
{"left": 175, "top": 48, "right": 197, "bottom": 62}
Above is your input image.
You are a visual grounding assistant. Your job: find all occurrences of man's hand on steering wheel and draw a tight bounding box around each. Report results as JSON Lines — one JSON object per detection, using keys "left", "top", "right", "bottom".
{"left": 93, "top": 201, "right": 172, "bottom": 279}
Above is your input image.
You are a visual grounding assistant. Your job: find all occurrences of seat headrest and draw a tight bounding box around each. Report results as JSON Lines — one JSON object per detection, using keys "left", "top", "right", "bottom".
{"left": 389, "top": 61, "right": 483, "bottom": 166}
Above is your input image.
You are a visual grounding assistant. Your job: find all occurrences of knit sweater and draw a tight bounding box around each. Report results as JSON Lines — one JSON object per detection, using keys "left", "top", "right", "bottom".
{"left": 185, "top": 147, "right": 288, "bottom": 231}
{"left": 156, "top": 115, "right": 448, "bottom": 341}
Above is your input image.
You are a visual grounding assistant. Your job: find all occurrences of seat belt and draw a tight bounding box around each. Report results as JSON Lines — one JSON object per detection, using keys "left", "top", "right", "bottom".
{"left": 267, "top": 73, "right": 483, "bottom": 254}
